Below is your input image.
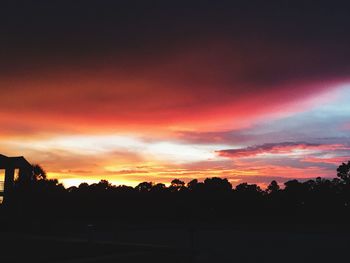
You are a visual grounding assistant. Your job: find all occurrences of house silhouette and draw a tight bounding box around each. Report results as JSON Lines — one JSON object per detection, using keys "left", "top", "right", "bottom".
{"left": 0, "top": 154, "right": 32, "bottom": 204}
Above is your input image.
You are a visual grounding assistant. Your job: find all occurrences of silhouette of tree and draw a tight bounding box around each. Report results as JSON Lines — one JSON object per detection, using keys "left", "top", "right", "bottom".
{"left": 337, "top": 161, "right": 350, "bottom": 183}
{"left": 171, "top": 179, "right": 185, "bottom": 187}
{"left": 203, "top": 177, "right": 232, "bottom": 193}
{"left": 266, "top": 180, "right": 280, "bottom": 194}
{"left": 15, "top": 163, "right": 47, "bottom": 186}
{"left": 37, "top": 178, "right": 64, "bottom": 192}
{"left": 115, "top": 185, "right": 134, "bottom": 193}
{"left": 135, "top": 182, "right": 153, "bottom": 192}
{"left": 169, "top": 179, "right": 185, "bottom": 192}
{"left": 235, "top": 183, "right": 262, "bottom": 194}
{"left": 79, "top": 182, "right": 89, "bottom": 189}
{"left": 330, "top": 178, "right": 343, "bottom": 193}
{"left": 14, "top": 164, "right": 39, "bottom": 184}
{"left": 96, "top": 179, "right": 114, "bottom": 190}
{"left": 32, "top": 164, "right": 47, "bottom": 181}
{"left": 8, "top": 160, "right": 350, "bottom": 225}
{"left": 187, "top": 179, "right": 198, "bottom": 190}
{"left": 151, "top": 183, "right": 166, "bottom": 193}
{"left": 284, "top": 179, "right": 303, "bottom": 191}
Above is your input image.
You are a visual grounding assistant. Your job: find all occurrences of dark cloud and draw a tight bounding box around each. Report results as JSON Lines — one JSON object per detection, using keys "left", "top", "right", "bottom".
{"left": 1, "top": 1, "right": 350, "bottom": 79}
{"left": 218, "top": 142, "right": 328, "bottom": 158}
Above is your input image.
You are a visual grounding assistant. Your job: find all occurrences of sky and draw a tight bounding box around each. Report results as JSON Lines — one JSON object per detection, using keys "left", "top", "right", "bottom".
{"left": 0, "top": 1, "right": 350, "bottom": 187}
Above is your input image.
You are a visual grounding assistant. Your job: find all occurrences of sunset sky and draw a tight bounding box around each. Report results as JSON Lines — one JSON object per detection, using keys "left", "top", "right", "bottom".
{"left": 1, "top": 1, "right": 350, "bottom": 187}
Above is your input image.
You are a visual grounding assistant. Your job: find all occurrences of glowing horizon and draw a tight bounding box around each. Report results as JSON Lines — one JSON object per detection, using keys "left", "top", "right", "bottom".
{"left": 1, "top": 84, "right": 349, "bottom": 188}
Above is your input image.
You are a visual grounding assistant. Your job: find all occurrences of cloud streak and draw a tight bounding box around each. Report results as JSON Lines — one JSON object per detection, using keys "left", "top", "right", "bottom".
{"left": 217, "top": 142, "right": 349, "bottom": 158}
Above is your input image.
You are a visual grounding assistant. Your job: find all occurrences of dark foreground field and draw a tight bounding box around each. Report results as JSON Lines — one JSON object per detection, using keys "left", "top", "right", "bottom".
{"left": 1, "top": 223, "right": 350, "bottom": 263}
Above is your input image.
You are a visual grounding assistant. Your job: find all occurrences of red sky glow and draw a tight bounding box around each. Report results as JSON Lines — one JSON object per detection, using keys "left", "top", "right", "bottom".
{"left": 1, "top": 2, "right": 350, "bottom": 187}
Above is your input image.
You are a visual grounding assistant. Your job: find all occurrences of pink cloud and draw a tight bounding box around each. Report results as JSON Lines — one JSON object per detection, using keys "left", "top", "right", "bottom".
{"left": 302, "top": 156, "right": 350, "bottom": 165}
{"left": 339, "top": 123, "right": 350, "bottom": 131}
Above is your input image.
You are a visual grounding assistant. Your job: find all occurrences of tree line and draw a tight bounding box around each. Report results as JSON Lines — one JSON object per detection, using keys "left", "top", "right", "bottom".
{"left": 4, "top": 161, "right": 350, "bottom": 224}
